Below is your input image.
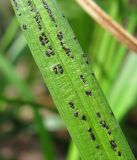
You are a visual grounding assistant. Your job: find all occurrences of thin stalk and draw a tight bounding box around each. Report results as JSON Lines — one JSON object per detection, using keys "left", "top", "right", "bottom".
{"left": 0, "top": 17, "right": 19, "bottom": 52}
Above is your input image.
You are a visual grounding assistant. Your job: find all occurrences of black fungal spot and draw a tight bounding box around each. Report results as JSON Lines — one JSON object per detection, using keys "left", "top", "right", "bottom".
{"left": 96, "top": 145, "right": 100, "bottom": 149}
{"left": 100, "top": 120, "right": 107, "bottom": 128}
{"left": 108, "top": 131, "right": 111, "bottom": 135}
{"left": 82, "top": 53, "right": 89, "bottom": 64}
{"left": 39, "top": 32, "right": 49, "bottom": 46}
{"left": 42, "top": 0, "right": 56, "bottom": 25}
{"left": 106, "top": 125, "right": 109, "bottom": 130}
{"left": 88, "top": 127, "right": 92, "bottom": 132}
{"left": 34, "top": 13, "right": 42, "bottom": 30}
{"left": 69, "top": 101, "right": 75, "bottom": 109}
{"left": 18, "top": 13, "right": 21, "bottom": 16}
{"left": 80, "top": 74, "right": 86, "bottom": 83}
{"left": 27, "top": 0, "right": 42, "bottom": 30}
{"left": 74, "top": 112, "right": 79, "bottom": 117}
{"left": 27, "top": 0, "right": 35, "bottom": 12}
{"left": 53, "top": 64, "right": 63, "bottom": 74}
{"left": 85, "top": 91, "right": 92, "bottom": 96}
{"left": 57, "top": 31, "right": 63, "bottom": 41}
{"left": 64, "top": 48, "right": 71, "bottom": 56}
{"left": 90, "top": 133, "right": 95, "bottom": 141}
{"left": 53, "top": 66, "right": 58, "bottom": 74}
{"left": 12, "top": 0, "right": 19, "bottom": 11}
{"left": 73, "top": 36, "right": 77, "bottom": 40}
{"left": 23, "top": 24, "right": 27, "bottom": 30}
{"left": 45, "top": 46, "right": 54, "bottom": 57}
{"left": 109, "top": 140, "right": 117, "bottom": 151}
{"left": 118, "top": 151, "right": 121, "bottom": 157}
{"left": 81, "top": 115, "right": 86, "bottom": 121}
{"left": 91, "top": 73, "right": 95, "bottom": 76}
{"left": 96, "top": 112, "right": 101, "bottom": 118}
{"left": 100, "top": 120, "right": 103, "bottom": 125}
{"left": 57, "top": 31, "right": 74, "bottom": 59}
{"left": 70, "top": 55, "right": 74, "bottom": 59}
{"left": 28, "top": 0, "right": 31, "bottom": 6}
{"left": 58, "top": 64, "right": 63, "bottom": 74}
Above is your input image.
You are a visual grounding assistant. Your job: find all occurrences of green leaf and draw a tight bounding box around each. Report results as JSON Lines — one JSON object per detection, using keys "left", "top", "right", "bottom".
{"left": 109, "top": 53, "right": 137, "bottom": 121}
{"left": 11, "top": 0, "right": 135, "bottom": 159}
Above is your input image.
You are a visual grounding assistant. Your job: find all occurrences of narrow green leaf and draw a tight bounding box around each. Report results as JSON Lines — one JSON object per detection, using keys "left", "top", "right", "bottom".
{"left": 109, "top": 53, "right": 137, "bottom": 121}
{"left": 0, "top": 17, "right": 19, "bottom": 52}
{"left": 11, "top": 0, "right": 135, "bottom": 159}
{"left": 7, "top": 33, "right": 27, "bottom": 63}
{"left": 67, "top": 142, "right": 79, "bottom": 160}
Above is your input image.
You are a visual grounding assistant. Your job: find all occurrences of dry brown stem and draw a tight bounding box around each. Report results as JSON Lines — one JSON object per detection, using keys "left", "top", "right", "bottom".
{"left": 76, "top": 0, "right": 137, "bottom": 53}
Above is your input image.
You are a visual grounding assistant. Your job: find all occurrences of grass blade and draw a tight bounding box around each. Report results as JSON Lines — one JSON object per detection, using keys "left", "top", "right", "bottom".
{"left": 0, "top": 17, "right": 19, "bottom": 52}
{"left": 109, "top": 53, "right": 137, "bottom": 121}
{"left": 11, "top": 0, "right": 135, "bottom": 159}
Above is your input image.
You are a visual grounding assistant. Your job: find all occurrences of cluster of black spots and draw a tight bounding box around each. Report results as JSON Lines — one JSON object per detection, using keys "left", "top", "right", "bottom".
{"left": 60, "top": 39, "right": 74, "bottom": 59}
{"left": 12, "top": 0, "right": 19, "bottom": 11}
{"left": 57, "top": 31, "right": 63, "bottom": 41}
{"left": 27, "top": 0, "right": 35, "bottom": 12}
{"left": 109, "top": 140, "right": 122, "bottom": 157}
{"left": 23, "top": 24, "right": 27, "bottom": 30}
{"left": 56, "top": 30, "right": 74, "bottom": 59}
{"left": 82, "top": 53, "right": 89, "bottom": 64}
{"left": 85, "top": 90, "right": 92, "bottom": 96}
{"left": 45, "top": 46, "right": 54, "bottom": 57}
{"left": 87, "top": 127, "right": 96, "bottom": 141}
{"left": 27, "top": 1, "right": 42, "bottom": 31}
{"left": 53, "top": 64, "right": 63, "bottom": 74}
{"left": 80, "top": 74, "right": 86, "bottom": 83}
{"left": 27, "top": 0, "right": 31, "bottom": 6}
{"left": 39, "top": 32, "right": 49, "bottom": 46}
{"left": 69, "top": 101, "right": 75, "bottom": 109}
{"left": 81, "top": 114, "right": 86, "bottom": 121}
{"left": 34, "top": 12, "right": 42, "bottom": 31}
{"left": 96, "top": 112, "right": 101, "bottom": 118}
{"left": 99, "top": 120, "right": 112, "bottom": 136}
{"left": 118, "top": 151, "right": 122, "bottom": 157}
{"left": 109, "top": 140, "right": 117, "bottom": 151}
{"left": 13, "top": 0, "right": 19, "bottom": 11}
{"left": 74, "top": 111, "right": 79, "bottom": 117}
{"left": 100, "top": 120, "right": 109, "bottom": 129}
{"left": 42, "top": 0, "right": 57, "bottom": 26}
